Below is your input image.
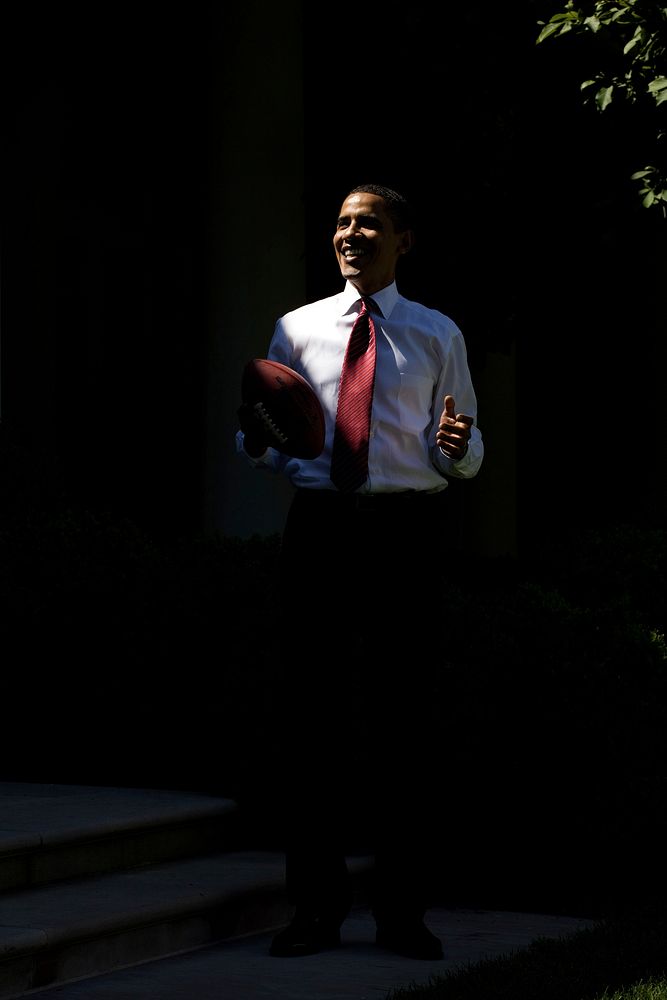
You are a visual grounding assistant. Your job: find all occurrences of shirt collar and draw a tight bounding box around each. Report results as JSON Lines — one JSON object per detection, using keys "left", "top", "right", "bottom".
{"left": 341, "top": 280, "right": 398, "bottom": 320}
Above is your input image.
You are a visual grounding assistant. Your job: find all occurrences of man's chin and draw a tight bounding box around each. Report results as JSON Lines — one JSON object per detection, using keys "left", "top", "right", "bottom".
{"left": 340, "top": 262, "right": 361, "bottom": 280}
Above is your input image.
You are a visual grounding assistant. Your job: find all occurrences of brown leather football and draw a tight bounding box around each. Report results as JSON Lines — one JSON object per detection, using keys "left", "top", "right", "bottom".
{"left": 241, "top": 359, "right": 326, "bottom": 459}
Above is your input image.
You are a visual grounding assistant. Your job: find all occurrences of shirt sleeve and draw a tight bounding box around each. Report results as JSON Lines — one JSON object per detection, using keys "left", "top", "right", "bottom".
{"left": 429, "top": 322, "right": 484, "bottom": 481}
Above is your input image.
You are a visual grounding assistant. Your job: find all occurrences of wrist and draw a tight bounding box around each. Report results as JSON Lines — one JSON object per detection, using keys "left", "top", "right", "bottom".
{"left": 243, "top": 434, "right": 268, "bottom": 458}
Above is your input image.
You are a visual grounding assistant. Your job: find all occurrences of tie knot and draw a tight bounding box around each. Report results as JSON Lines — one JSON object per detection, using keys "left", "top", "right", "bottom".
{"left": 358, "top": 296, "right": 379, "bottom": 318}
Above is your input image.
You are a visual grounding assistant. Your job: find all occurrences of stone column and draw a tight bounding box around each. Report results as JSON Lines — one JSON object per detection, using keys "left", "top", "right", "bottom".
{"left": 202, "top": 0, "right": 305, "bottom": 539}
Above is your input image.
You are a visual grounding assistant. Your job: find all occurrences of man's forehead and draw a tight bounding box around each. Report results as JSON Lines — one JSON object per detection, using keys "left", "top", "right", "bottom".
{"left": 338, "top": 193, "right": 388, "bottom": 219}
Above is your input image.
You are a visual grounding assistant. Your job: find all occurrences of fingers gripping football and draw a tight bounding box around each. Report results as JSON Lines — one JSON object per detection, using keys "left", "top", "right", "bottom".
{"left": 240, "top": 359, "right": 325, "bottom": 460}
{"left": 237, "top": 402, "right": 288, "bottom": 455}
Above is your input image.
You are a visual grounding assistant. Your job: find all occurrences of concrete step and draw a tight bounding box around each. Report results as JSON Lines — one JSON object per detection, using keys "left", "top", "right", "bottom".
{"left": 0, "top": 783, "right": 240, "bottom": 892}
{"left": 0, "top": 848, "right": 282, "bottom": 998}
{"left": 0, "top": 783, "right": 373, "bottom": 999}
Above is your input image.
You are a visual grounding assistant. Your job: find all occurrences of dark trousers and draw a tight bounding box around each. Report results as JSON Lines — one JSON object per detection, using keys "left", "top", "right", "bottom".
{"left": 273, "top": 488, "right": 450, "bottom": 926}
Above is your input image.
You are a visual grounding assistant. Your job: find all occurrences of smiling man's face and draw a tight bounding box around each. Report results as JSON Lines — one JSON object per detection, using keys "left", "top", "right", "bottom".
{"left": 333, "top": 191, "right": 412, "bottom": 296}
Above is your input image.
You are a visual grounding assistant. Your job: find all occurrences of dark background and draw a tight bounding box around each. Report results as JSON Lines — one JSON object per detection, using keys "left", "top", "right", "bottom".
{"left": 2, "top": 6, "right": 666, "bottom": 915}
{"left": 2, "top": 0, "right": 665, "bottom": 548}
{"left": 302, "top": 2, "right": 666, "bottom": 551}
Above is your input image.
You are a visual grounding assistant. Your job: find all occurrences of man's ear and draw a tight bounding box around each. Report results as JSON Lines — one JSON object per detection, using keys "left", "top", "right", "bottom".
{"left": 398, "top": 229, "right": 414, "bottom": 255}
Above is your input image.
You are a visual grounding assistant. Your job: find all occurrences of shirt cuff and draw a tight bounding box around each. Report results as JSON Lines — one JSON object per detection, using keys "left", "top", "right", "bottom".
{"left": 433, "top": 440, "right": 482, "bottom": 479}
{"left": 236, "top": 430, "right": 269, "bottom": 464}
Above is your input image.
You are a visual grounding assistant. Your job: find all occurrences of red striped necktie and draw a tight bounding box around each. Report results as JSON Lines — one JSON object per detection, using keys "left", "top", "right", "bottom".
{"left": 330, "top": 297, "right": 377, "bottom": 493}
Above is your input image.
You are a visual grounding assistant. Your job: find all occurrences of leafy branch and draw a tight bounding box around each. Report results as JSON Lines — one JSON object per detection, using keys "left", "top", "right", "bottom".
{"left": 537, "top": 1, "right": 667, "bottom": 216}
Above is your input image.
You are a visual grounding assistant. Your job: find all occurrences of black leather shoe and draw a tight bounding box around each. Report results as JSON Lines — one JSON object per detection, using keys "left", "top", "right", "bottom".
{"left": 376, "top": 920, "right": 444, "bottom": 960}
{"left": 269, "top": 917, "right": 342, "bottom": 958}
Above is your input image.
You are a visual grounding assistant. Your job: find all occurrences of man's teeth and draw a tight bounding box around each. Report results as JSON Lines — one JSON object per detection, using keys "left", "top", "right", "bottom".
{"left": 343, "top": 248, "right": 366, "bottom": 257}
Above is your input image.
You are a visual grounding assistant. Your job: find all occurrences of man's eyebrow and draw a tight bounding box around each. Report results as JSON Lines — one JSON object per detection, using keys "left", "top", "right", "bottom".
{"left": 336, "top": 213, "right": 384, "bottom": 227}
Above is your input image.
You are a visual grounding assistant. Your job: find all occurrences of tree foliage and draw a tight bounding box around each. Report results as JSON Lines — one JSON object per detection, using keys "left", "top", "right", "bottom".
{"left": 537, "top": 1, "right": 667, "bottom": 215}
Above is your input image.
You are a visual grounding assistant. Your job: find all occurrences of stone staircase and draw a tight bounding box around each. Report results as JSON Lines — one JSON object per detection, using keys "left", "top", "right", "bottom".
{"left": 0, "top": 782, "right": 373, "bottom": 999}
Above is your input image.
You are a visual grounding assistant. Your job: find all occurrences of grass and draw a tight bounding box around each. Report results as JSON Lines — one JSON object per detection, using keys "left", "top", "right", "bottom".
{"left": 386, "top": 901, "right": 667, "bottom": 1000}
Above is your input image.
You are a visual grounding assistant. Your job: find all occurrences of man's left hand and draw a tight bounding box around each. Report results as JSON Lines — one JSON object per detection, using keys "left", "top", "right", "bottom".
{"left": 436, "top": 394, "right": 473, "bottom": 460}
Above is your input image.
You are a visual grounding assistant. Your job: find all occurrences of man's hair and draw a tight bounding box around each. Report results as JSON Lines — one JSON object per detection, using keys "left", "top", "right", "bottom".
{"left": 347, "top": 183, "right": 414, "bottom": 233}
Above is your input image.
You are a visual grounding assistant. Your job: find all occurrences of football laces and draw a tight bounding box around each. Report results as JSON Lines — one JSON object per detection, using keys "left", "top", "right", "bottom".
{"left": 253, "top": 402, "right": 288, "bottom": 446}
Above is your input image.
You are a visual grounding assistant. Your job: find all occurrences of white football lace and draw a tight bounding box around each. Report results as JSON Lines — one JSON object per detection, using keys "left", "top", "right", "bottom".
{"left": 253, "top": 402, "right": 288, "bottom": 445}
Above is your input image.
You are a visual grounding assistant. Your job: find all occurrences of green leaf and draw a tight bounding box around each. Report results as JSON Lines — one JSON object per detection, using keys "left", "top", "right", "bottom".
{"left": 610, "top": 7, "right": 633, "bottom": 23}
{"left": 596, "top": 85, "right": 614, "bottom": 110}
{"left": 536, "top": 20, "right": 572, "bottom": 43}
{"left": 536, "top": 10, "right": 582, "bottom": 43}
{"left": 549, "top": 11, "right": 579, "bottom": 22}
{"left": 584, "top": 14, "right": 601, "bottom": 31}
{"left": 649, "top": 78, "right": 667, "bottom": 105}
{"left": 631, "top": 169, "right": 653, "bottom": 179}
{"left": 643, "top": 190, "right": 656, "bottom": 206}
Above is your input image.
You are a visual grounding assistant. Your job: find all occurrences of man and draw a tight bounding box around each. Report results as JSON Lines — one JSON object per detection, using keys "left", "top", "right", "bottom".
{"left": 237, "top": 183, "right": 484, "bottom": 960}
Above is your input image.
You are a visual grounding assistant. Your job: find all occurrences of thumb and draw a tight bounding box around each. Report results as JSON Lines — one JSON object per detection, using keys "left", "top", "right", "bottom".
{"left": 443, "top": 395, "right": 456, "bottom": 419}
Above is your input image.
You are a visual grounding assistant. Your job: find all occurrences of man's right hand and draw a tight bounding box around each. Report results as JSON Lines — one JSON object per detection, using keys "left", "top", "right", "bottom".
{"left": 237, "top": 402, "right": 281, "bottom": 457}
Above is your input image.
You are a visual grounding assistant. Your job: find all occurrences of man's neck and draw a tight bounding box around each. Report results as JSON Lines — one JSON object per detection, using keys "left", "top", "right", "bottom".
{"left": 349, "top": 279, "right": 395, "bottom": 297}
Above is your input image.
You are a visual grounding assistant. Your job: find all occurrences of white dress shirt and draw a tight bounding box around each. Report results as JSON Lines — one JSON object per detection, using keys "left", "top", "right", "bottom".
{"left": 236, "top": 280, "right": 484, "bottom": 493}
